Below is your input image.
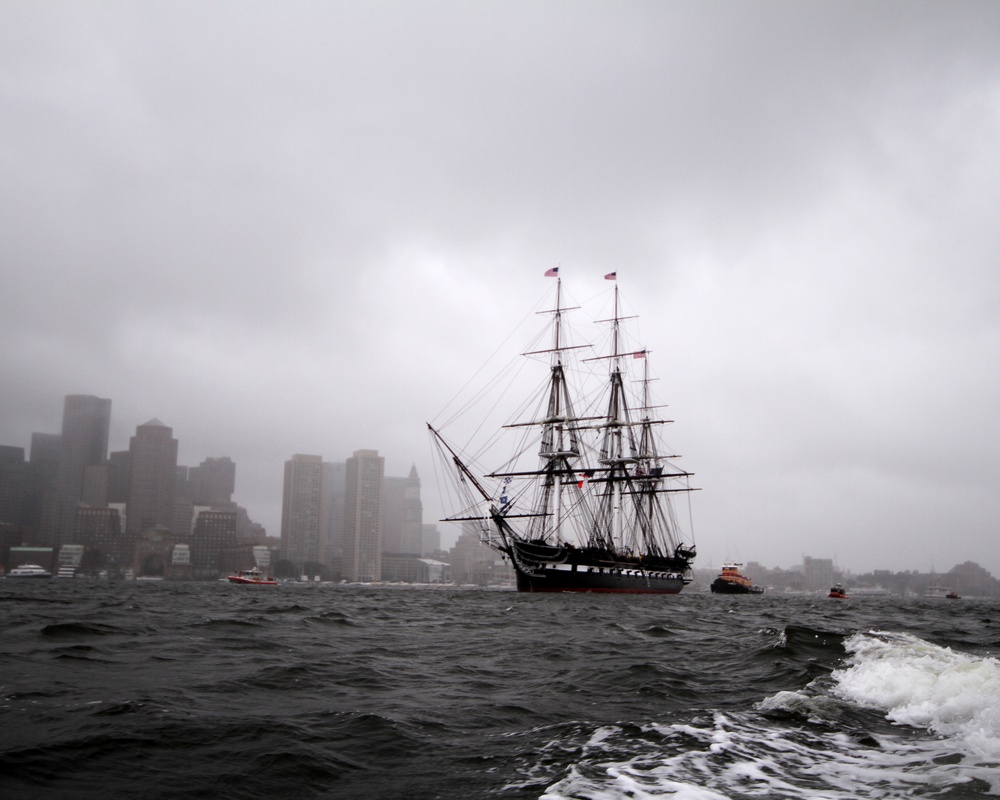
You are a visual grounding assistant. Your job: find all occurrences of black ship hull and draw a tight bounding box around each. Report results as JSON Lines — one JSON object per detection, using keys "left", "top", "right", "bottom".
{"left": 710, "top": 578, "right": 762, "bottom": 594}
{"left": 516, "top": 567, "right": 686, "bottom": 594}
{"left": 507, "top": 539, "right": 690, "bottom": 594}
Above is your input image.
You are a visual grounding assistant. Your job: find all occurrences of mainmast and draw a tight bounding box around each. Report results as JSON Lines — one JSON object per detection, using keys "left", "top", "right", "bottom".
{"left": 588, "top": 284, "right": 640, "bottom": 550}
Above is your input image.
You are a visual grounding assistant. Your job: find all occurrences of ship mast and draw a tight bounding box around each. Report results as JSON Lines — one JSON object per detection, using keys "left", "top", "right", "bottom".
{"left": 591, "top": 284, "right": 640, "bottom": 551}
{"left": 526, "top": 276, "right": 585, "bottom": 543}
{"left": 629, "top": 331, "right": 696, "bottom": 558}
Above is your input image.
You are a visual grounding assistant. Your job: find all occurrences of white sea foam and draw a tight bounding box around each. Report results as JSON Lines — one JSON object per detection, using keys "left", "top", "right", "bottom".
{"left": 542, "top": 632, "right": 1000, "bottom": 799}
{"left": 834, "top": 632, "right": 1000, "bottom": 753}
{"left": 543, "top": 712, "right": 910, "bottom": 799}
{"left": 833, "top": 631, "right": 1000, "bottom": 771}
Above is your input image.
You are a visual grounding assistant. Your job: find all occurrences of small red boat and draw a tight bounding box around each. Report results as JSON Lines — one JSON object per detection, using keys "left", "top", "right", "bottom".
{"left": 828, "top": 583, "right": 848, "bottom": 599}
{"left": 227, "top": 567, "right": 278, "bottom": 586}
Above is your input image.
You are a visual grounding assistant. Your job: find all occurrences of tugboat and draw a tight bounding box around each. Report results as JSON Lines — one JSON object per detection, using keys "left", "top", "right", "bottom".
{"left": 710, "top": 563, "right": 763, "bottom": 594}
{"left": 226, "top": 567, "right": 278, "bottom": 586}
{"left": 828, "top": 583, "right": 848, "bottom": 599}
{"left": 429, "top": 271, "right": 698, "bottom": 594}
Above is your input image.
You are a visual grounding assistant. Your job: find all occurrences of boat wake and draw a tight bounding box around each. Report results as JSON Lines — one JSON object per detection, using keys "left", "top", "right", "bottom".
{"left": 540, "top": 631, "right": 1000, "bottom": 799}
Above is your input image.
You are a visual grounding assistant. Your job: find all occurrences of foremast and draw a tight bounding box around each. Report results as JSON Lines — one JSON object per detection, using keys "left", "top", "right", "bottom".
{"left": 427, "top": 275, "right": 595, "bottom": 552}
{"left": 507, "top": 276, "right": 593, "bottom": 545}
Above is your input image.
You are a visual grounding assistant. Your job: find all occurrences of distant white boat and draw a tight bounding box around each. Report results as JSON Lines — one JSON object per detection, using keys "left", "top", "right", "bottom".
{"left": 6, "top": 563, "right": 53, "bottom": 579}
{"left": 56, "top": 565, "right": 77, "bottom": 579}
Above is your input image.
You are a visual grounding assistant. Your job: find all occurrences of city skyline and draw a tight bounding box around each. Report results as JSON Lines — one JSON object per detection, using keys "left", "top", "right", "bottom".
{"left": 1, "top": 385, "right": 996, "bottom": 576}
{"left": 0, "top": 391, "right": 452, "bottom": 575}
{"left": 0, "top": 391, "right": 450, "bottom": 550}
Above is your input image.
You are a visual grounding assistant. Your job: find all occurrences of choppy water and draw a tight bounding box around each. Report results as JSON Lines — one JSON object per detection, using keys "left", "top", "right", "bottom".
{"left": 2, "top": 581, "right": 999, "bottom": 799}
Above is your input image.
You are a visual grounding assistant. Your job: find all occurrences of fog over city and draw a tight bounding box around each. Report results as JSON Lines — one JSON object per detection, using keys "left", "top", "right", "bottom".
{"left": 2, "top": 2, "right": 999, "bottom": 575}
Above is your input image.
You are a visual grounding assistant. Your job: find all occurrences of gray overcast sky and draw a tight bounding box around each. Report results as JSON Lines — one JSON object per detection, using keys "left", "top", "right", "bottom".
{"left": 3, "top": 1, "right": 999, "bottom": 576}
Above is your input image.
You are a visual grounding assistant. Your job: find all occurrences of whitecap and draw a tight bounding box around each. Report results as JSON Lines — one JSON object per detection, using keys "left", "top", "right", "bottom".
{"left": 541, "top": 631, "right": 1000, "bottom": 800}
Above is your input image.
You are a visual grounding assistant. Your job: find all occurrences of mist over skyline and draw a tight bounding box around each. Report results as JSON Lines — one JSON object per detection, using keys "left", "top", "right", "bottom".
{"left": 3, "top": 2, "right": 1000, "bottom": 576}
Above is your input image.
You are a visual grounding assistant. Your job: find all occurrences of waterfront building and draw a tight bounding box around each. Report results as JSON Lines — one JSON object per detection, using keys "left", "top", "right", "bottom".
{"left": 343, "top": 449, "right": 383, "bottom": 582}
{"left": 802, "top": 556, "right": 836, "bottom": 592}
{"left": 23, "top": 433, "right": 60, "bottom": 540}
{"left": 0, "top": 446, "right": 28, "bottom": 527}
{"left": 191, "top": 508, "right": 237, "bottom": 577}
{"left": 421, "top": 523, "right": 440, "bottom": 557}
{"left": 380, "top": 465, "right": 424, "bottom": 556}
{"left": 381, "top": 554, "right": 450, "bottom": 583}
{"left": 401, "top": 465, "right": 423, "bottom": 555}
{"left": 323, "top": 461, "right": 346, "bottom": 565}
{"left": 81, "top": 463, "right": 109, "bottom": 508}
{"left": 280, "top": 454, "right": 326, "bottom": 574}
{"left": 48, "top": 395, "right": 112, "bottom": 545}
{"left": 75, "top": 506, "right": 131, "bottom": 573}
{"left": 188, "top": 457, "right": 236, "bottom": 505}
{"left": 106, "top": 450, "right": 130, "bottom": 503}
{"left": 449, "top": 524, "right": 515, "bottom": 586}
{"left": 125, "top": 419, "right": 178, "bottom": 537}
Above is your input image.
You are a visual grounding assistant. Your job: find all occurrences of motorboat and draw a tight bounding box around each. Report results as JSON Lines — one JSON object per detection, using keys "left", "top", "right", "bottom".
{"left": 227, "top": 567, "right": 278, "bottom": 586}
{"left": 6, "top": 563, "right": 53, "bottom": 578}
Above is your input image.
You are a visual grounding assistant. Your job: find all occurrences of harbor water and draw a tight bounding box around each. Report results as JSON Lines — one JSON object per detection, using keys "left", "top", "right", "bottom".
{"left": 2, "top": 580, "right": 999, "bottom": 799}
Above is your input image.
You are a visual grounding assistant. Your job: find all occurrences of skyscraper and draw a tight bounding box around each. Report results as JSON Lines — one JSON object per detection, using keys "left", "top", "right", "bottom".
{"left": 381, "top": 465, "right": 423, "bottom": 555}
{"left": 280, "top": 454, "right": 326, "bottom": 574}
{"left": 49, "top": 395, "right": 111, "bottom": 545}
{"left": 125, "top": 419, "right": 178, "bottom": 537}
{"left": 323, "top": 461, "right": 346, "bottom": 564}
{"left": 27, "top": 433, "right": 60, "bottom": 538}
{"left": 0, "top": 446, "right": 28, "bottom": 527}
{"left": 401, "top": 465, "right": 423, "bottom": 555}
{"left": 191, "top": 509, "right": 237, "bottom": 576}
{"left": 343, "top": 449, "right": 383, "bottom": 582}
{"left": 188, "top": 457, "right": 236, "bottom": 505}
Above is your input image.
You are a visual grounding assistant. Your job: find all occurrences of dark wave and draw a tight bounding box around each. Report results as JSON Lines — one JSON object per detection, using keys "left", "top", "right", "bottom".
{"left": 40, "top": 621, "right": 126, "bottom": 638}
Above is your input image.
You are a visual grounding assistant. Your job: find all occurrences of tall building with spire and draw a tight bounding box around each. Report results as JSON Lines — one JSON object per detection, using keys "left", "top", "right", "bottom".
{"left": 343, "top": 449, "right": 383, "bottom": 582}
{"left": 125, "top": 419, "right": 178, "bottom": 537}
{"left": 280, "top": 454, "right": 326, "bottom": 574}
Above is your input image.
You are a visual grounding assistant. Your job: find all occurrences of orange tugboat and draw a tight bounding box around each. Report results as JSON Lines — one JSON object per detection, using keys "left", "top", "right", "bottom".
{"left": 828, "top": 583, "right": 848, "bottom": 599}
{"left": 710, "top": 563, "right": 763, "bottom": 594}
{"left": 227, "top": 567, "right": 278, "bottom": 586}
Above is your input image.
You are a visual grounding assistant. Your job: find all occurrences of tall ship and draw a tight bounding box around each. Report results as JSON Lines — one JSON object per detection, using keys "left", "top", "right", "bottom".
{"left": 429, "top": 272, "right": 697, "bottom": 593}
